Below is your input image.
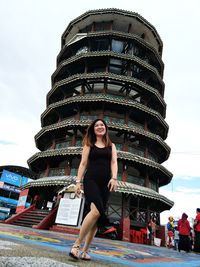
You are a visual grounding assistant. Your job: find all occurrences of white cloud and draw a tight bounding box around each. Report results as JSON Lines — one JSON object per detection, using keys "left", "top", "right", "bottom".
{"left": 164, "top": 153, "right": 200, "bottom": 177}
{"left": 0, "top": 117, "right": 39, "bottom": 167}
{"left": 173, "top": 175, "right": 200, "bottom": 181}
{"left": 160, "top": 188, "right": 198, "bottom": 225}
{"left": 175, "top": 186, "right": 200, "bottom": 194}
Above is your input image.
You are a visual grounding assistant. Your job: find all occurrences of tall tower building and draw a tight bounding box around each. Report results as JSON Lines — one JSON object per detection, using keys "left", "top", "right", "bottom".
{"left": 25, "top": 9, "right": 173, "bottom": 237}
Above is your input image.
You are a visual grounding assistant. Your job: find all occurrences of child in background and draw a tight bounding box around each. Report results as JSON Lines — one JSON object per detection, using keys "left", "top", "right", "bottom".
{"left": 167, "top": 216, "right": 174, "bottom": 248}
{"left": 174, "top": 226, "right": 179, "bottom": 250}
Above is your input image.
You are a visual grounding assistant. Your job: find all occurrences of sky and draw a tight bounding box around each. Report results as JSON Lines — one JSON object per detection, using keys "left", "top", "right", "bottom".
{"left": 0, "top": 0, "right": 200, "bottom": 225}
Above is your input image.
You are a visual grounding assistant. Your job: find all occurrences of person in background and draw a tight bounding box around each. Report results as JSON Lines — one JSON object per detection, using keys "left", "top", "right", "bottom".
{"left": 69, "top": 119, "right": 118, "bottom": 261}
{"left": 167, "top": 216, "right": 174, "bottom": 232}
{"left": 173, "top": 226, "right": 179, "bottom": 250}
{"left": 148, "top": 218, "right": 157, "bottom": 245}
{"left": 147, "top": 220, "right": 153, "bottom": 245}
{"left": 193, "top": 208, "right": 200, "bottom": 253}
{"left": 177, "top": 213, "right": 190, "bottom": 252}
{"left": 166, "top": 216, "right": 174, "bottom": 248}
{"left": 52, "top": 195, "right": 57, "bottom": 209}
{"left": 189, "top": 229, "right": 194, "bottom": 251}
{"left": 32, "top": 194, "right": 41, "bottom": 209}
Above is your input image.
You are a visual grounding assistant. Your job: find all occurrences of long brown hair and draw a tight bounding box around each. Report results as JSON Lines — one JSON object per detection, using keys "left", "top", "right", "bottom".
{"left": 83, "top": 119, "right": 112, "bottom": 147}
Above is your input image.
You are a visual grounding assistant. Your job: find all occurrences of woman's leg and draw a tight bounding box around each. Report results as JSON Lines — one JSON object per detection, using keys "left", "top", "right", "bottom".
{"left": 82, "top": 223, "right": 98, "bottom": 252}
{"left": 74, "top": 203, "right": 100, "bottom": 246}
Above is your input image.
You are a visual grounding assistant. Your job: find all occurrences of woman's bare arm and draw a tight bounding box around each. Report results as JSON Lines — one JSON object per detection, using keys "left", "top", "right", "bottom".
{"left": 108, "top": 143, "right": 118, "bottom": 191}
{"left": 76, "top": 145, "right": 90, "bottom": 182}
{"left": 75, "top": 145, "right": 90, "bottom": 196}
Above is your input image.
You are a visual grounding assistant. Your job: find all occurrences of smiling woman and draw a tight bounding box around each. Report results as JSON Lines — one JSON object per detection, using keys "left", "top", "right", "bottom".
{"left": 2, "top": 0, "right": 200, "bottom": 256}
{"left": 69, "top": 119, "right": 118, "bottom": 260}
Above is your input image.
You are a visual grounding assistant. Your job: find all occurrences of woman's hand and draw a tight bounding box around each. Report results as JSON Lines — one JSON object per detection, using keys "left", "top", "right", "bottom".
{"left": 75, "top": 182, "right": 81, "bottom": 197}
{"left": 108, "top": 178, "right": 118, "bottom": 192}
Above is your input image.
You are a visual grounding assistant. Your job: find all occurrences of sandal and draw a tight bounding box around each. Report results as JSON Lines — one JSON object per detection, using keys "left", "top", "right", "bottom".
{"left": 69, "top": 244, "right": 80, "bottom": 259}
{"left": 80, "top": 251, "right": 91, "bottom": 261}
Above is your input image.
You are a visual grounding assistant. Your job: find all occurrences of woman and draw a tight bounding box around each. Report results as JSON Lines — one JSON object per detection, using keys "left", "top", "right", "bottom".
{"left": 69, "top": 119, "right": 118, "bottom": 260}
{"left": 193, "top": 208, "right": 200, "bottom": 252}
{"left": 177, "top": 213, "right": 190, "bottom": 252}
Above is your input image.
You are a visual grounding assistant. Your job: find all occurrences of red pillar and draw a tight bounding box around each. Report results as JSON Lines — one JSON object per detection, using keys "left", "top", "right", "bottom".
{"left": 120, "top": 194, "right": 130, "bottom": 242}
{"left": 121, "top": 216, "right": 130, "bottom": 241}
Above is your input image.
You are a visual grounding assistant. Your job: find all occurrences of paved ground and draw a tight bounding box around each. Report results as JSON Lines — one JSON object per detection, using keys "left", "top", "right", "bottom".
{"left": 0, "top": 223, "right": 200, "bottom": 267}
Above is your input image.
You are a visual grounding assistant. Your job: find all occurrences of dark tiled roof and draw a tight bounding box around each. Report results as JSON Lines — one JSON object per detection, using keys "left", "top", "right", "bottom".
{"left": 53, "top": 51, "right": 163, "bottom": 86}
{"left": 62, "top": 8, "right": 162, "bottom": 47}
{"left": 21, "top": 175, "right": 173, "bottom": 209}
{"left": 28, "top": 147, "right": 172, "bottom": 179}
{"left": 42, "top": 94, "right": 167, "bottom": 129}
{"left": 35, "top": 119, "right": 170, "bottom": 153}
{"left": 118, "top": 151, "right": 172, "bottom": 177}
{"left": 20, "top": 175, "right": 74, "bottom": 190}
{"left": 48, "top": 73, "right": 166, "bottom": 108}
{"left": 117, "top": 180, "right": 173, "bottom": 208}
{"left": 58, "top": 31, "right": 164, "bottom": 68}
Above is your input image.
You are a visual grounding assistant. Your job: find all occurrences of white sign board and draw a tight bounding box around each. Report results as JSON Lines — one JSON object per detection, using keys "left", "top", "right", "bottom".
{"left": 47, "top": 201, "right": 53, "bottom": 209}
{"left": 55, "top": 198, "right": 82, "bottom": 226}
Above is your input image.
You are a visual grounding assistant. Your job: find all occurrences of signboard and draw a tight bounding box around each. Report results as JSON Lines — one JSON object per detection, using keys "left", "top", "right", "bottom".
{"left": 0, "top": 181, "right": 20, "bottom": 193}
{"left": 2, "top": 184, "right": 20, "bottom": 193}
{"left": 55, "top": 198, "right": 83, "bottom": 226}
{"left": 16, "top": 189, "right": 29, "bottom": 213}
{"left": 0, "top": 170, "right": 32, "bottom": 187}
{"left": 1, "top": 170, "right": 21, "bottom": 187}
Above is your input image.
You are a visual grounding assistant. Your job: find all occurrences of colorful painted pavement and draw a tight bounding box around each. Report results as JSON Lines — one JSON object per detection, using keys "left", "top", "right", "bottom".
{"left": 0, "top": 223, "right": 200, "bottom": 266}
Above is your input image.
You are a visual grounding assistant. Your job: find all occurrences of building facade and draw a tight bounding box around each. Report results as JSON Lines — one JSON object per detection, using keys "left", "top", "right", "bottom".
{"left": 0, "top": 166, "right": 35, "bottom": 219}
{"left": 25, "top": 9, "right": 173, "bottom": 237}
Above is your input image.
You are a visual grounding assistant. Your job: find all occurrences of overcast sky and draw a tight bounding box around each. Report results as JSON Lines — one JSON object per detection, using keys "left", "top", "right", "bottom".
{"left": 0, "top": 0, "right": 200, "bottom": 224}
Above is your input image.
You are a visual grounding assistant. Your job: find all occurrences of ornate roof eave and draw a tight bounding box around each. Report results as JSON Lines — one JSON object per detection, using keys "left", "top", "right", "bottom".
{"left": 117, "top": 151, "right": 172, "bottom": 178}
{"left": 35, "top": 119, "right": 170, "bottom": 154}
{"left": 58, "top": 31, "right": 164, "bottom": 69}
{"left": 20, "top": 176, "right": 75, "bottom": 190}
{"left": 27, "top": 147, "right": 172, "bottom": 181}
{"left": 61, "top": 8, "right": 163, "bottom": 49}
{"left": 48, "top": 72, "right": 166, "bottom": 108}
{"left": 20, "top": 176, "right": 173, "bottom": 210}
{"left": 116, "top": 181, "right": 174, "bottom": 210}
{"left": 53, "top": 51, "right": 164, "bottom": 88}
{"left": 42, "top": 94, "right": 168, "bottom": 129}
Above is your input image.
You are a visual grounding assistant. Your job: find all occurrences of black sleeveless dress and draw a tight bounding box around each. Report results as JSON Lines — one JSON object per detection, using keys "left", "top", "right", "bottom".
{"left": 83, "top": 145, "right": 112, "bottom": 227}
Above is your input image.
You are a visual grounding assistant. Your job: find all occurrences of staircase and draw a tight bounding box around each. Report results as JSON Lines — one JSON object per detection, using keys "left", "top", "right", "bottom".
{"left": 11, "top": 209, "right": 50, "bottom": 228}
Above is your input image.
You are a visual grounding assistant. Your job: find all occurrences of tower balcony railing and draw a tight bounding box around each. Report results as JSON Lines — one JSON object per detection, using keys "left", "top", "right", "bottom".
{"left": 35, "top": 118, "right": 170, "bottom": 153}
{"left": 48, "top": 73, "right": 166, "bottom": 108}
{"left": 56, "top": 51, "right": 162, "bottom": 85}
{"left": 28, "top": 147, "right": 172, "bottom": 181}
{"left": 58, "top": 31, "right": 164, "bottom": 70}
{"left": 42, "top": 93, "right": 168, "bottom": 130}
{"left": 39, "top": 168, "right": 66, "bottom": 178}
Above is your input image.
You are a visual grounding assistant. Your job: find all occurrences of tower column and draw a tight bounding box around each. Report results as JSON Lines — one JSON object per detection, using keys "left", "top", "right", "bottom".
{"left": 120, "top": 194, "right": 130, "bottom": 242}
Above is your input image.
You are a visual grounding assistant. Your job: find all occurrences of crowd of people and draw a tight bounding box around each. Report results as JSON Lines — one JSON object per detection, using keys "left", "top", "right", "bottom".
{"left": 166, "top": 208, "right": 200, "bottom": 253}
